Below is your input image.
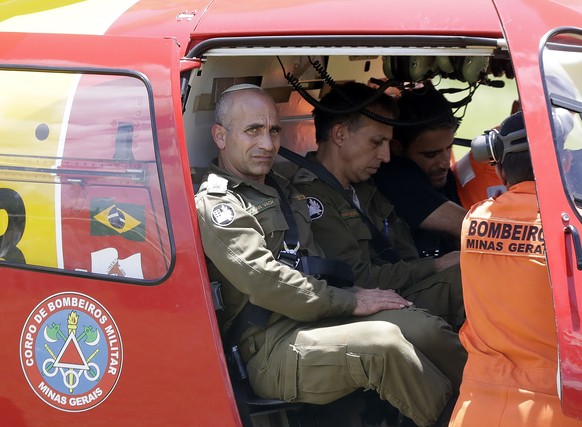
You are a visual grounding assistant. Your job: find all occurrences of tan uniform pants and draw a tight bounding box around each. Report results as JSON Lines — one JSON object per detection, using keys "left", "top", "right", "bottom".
{"left": 400, "top": 265, "right": 465, "bottom": 330}
{"left": 245, "top": 308, "right": 467, "bottom": 427}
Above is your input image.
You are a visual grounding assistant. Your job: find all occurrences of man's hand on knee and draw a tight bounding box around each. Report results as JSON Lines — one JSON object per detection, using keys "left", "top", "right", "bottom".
{"left": 352, "top": 287, "right": 413, "bottom": 316}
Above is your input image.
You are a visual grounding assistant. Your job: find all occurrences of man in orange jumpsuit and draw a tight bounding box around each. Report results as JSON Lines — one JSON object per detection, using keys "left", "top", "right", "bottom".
{"left": 450, "top": 111, "right": 582, "bottom": 426}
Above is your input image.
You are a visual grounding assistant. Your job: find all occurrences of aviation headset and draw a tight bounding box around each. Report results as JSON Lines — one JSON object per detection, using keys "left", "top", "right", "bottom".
{"left": 382, "top": 55, "right": 489, "bottom": 83}
{"left": 472, "top": 108, "right": 574, "bottom": 165}
{"left": 471, "top": 111, "right": 528, "bottom": 165}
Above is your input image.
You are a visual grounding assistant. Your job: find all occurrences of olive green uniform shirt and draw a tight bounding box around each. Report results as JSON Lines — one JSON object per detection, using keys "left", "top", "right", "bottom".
{"left": 292, "top": 165, "right": 437, "bottom": 291}
{"left": 292, "top": 157, "right": 464, "bottom": 327}
{"left": 196, "top": 163, "right": 355, "bottom": 343}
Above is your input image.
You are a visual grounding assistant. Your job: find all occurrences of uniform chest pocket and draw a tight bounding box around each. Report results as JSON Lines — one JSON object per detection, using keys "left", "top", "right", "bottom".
{"left": 252, "top": 203, "right": 288, "bottom": 237}
{"left": 290, "top": 197, "right": 312, "bottom": 226}
{"left": 343, "top": 211, "right": 372, "bottom": 242}
{"left": 252, "top": 196, "right": 313, "bottom": 249}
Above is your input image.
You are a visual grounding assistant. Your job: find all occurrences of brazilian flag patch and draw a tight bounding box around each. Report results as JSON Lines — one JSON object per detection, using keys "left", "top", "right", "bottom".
{"left": 90, "top": 198, "right": 145, "bottom": 241}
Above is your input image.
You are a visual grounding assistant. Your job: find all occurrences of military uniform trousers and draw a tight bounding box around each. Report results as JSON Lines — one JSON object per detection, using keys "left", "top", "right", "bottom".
{"left": 398, "top": 265, "right": 465, "bottom": 331}
{"left": 241, "top": 307, "right": 467, "bottom": 427}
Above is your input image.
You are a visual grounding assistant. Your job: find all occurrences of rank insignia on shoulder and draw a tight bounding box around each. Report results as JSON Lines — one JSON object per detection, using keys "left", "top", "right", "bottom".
{"left": 211, "top": 203, "right": 236, "bottom": 226}
{"left": 306, "top": 197, "right": 324, "bottom": 220}
{"left": 207, "top": 173, "right": 229, "bottom": 195}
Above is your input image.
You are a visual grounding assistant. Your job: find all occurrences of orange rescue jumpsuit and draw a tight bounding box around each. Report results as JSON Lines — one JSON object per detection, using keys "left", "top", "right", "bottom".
{"left": 451, "top": 151, "right": 505, "bottom": 209}
{"left": 450, "top": 181, "right": 582, "bottom": 426}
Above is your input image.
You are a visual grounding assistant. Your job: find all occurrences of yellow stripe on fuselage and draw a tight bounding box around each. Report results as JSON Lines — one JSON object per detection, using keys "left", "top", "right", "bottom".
{"left": 0, "top": 0, "right": 139, "bottom": 34}
{"left": 0, "top": 70, "right": 80, "bottom": 268}
{"left": 0, "top": 0, "right": 139, "bottom": 267}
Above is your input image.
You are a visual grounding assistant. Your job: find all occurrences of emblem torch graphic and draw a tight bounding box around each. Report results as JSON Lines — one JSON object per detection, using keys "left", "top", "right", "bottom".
{"left": 21, "top": 293, "right": 123, "bottom": 411}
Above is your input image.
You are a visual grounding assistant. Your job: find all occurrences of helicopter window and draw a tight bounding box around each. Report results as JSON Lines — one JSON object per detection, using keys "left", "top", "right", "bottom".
{"left": 542, "top": 31, "right": 582, "bottom": 217}
{"left": 0, "top": 70, "right": 172, "bottom": 283}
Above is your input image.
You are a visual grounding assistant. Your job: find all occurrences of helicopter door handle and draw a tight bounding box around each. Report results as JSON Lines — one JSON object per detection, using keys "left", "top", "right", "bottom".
{"left": 564, "top": 225, "right": 582, "bottom": 270}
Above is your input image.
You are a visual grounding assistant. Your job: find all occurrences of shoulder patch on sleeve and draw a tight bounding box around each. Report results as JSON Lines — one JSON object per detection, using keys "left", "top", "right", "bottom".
{"left": 306, "top": 197, "right": 324, "bottom": 220}
{"left": 207, "top": 173, "right": 229, "bottom": 195}
{"left": 211, "top": 203, "right": 236, "bottom": 226}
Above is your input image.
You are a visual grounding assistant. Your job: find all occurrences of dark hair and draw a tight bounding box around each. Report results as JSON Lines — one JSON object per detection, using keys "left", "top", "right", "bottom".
{"left": 393, "top": 84, "right": 458, "bottom": 147}
{"left": 501, "top": 150, "right": 534, "bottom": 185}
{"left": 497, "top": 111, "right": 534, "bottom": 185}
{"left": 312, "top": 81, "right": 398, "bottom": 143}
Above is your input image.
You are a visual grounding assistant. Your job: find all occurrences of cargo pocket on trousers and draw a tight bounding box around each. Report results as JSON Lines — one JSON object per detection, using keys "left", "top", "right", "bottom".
{"left": 346, "top": 352, "right": 370, "bottom": 389}
{"left": 281, "top": 345, "right": 299, "bottom": 401}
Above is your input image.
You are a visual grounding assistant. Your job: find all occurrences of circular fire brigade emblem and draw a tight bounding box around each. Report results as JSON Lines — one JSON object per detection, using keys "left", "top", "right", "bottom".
{"left": 20, "top": 292, "right": 123, "bottom": 412}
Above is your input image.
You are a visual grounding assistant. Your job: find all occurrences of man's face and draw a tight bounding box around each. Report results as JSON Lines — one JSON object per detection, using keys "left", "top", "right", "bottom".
{"left": 402, "top": 128, "right": 455, "bottom": 189}
{"left": 340, "top": 115, "right": 392, "bottom": 185}
{"left": 215, "top": 92, "right": 281, "bottom": 183}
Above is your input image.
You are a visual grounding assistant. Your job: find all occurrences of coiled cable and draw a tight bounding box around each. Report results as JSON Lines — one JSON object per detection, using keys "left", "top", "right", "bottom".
{"left": 278, "top": 56, "right": 452, "bottom": 127}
